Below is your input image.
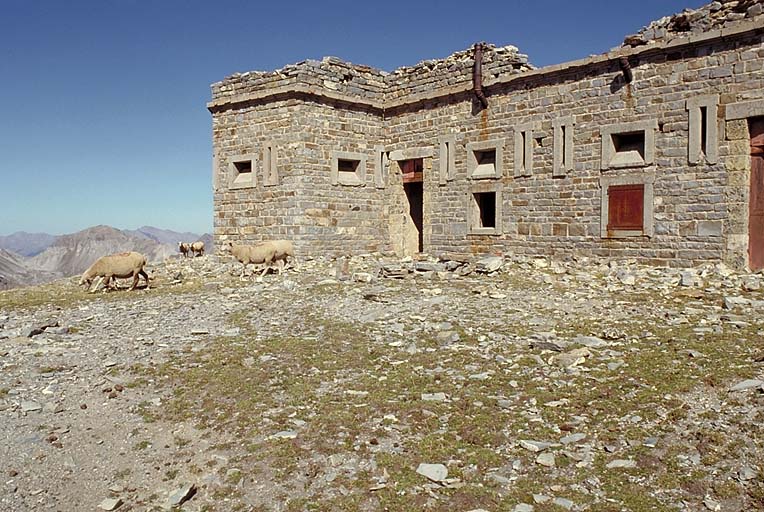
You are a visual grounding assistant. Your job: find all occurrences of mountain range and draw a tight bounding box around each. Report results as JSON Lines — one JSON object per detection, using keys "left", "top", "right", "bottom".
{"left": 0, "top": 225, "right": 212, "bottom": 290}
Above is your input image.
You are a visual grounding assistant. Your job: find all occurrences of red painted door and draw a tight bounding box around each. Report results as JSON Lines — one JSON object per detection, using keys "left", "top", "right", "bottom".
{"left": 750, "top": 119, "right": 764, "bottom": 270}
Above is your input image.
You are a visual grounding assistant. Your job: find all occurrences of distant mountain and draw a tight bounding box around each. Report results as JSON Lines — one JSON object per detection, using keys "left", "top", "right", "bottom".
{"left": 0, "top": 225, "right": 212, "bottom": 290}
{"left": 0, "top": 249, "right": 60, "bottom": 290}
{"left": 30, "top": 225, "right": 179, "bottom": 277}
{"left": 126, "top": 226, "right": 208, "bottom": 246}
{"left": 0, "top": 232, "right": 57, "bottom": 257}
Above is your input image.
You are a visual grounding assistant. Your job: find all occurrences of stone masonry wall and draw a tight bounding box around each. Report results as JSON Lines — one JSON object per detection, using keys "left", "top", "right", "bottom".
{"left": 210, "top": 8, "right": 764, "bottom": 268}
{"left": 386, "top": 30, "right": 764, "bottom": 266}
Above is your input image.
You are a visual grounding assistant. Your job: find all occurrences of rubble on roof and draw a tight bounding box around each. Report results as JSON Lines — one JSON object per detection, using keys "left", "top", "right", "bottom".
{"left": 622, "top": 0, "right": 764, "bottom": 47}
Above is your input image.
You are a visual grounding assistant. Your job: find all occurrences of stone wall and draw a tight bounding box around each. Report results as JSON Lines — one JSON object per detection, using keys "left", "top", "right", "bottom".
{"left": 210, "top": 7, "right": 764, "bottom": 267}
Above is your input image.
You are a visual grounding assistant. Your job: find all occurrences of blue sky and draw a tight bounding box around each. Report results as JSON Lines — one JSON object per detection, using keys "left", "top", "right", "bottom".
{"left": 0, "top": 0, "right": 704, "bottom": 236}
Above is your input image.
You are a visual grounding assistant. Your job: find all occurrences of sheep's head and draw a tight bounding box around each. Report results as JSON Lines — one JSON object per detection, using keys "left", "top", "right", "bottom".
{"left": 79, "top": 274, "right": 92, "bottom": 289}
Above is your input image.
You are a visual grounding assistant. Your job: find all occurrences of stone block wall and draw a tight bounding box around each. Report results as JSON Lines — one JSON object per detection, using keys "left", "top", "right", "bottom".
{"left": 210, "top": 12, "right": 764, "bottom": 268}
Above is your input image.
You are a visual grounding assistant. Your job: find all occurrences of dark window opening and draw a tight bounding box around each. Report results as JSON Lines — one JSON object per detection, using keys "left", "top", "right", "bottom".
{"left": 404, "top": 181, "right": 424, "bottom": 252}
{"left": 338, "top": 159, "right": 359, "bottom": 173}
{"left": 612, "top": 132, "right": 645, "bottom": 160}
{"left": 474, "top": 192, "right": 497, "bottom": 229}
{"left": 234, "top": 161, "right": 252, "bottom": 174}
{"left": 700, "top": 106, "right": 708, "bottom": 156}
{"left": 476, "top": 150, "right": 496, "bottom": 166}
{"left": 608, "top": 184, "right": 644, "bottom": 231}
{"left": 474, "top": 149, "right": 497, "bottom": 177}
{"left": 561, "top": 125, "right": 568, "bottom": 168}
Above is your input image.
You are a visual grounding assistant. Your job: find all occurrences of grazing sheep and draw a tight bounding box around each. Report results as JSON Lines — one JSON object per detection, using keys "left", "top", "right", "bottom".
{"left": 226, "top": 242, "right": 279, "bottom": 278}
{"left": 79, "top": 251, "right": 149, "bottom": 291}
{"left": 257, "top": 239, "right": 296, "bottom": 274}
{"left": 178, "top": 242, "right": 191, "bottom": 258}
{"left": 191, "top": 241, "right": 205, "bottom": 257}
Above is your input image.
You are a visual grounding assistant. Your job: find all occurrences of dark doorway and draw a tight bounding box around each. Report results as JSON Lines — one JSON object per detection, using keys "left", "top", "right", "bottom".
{"left": 404, "top": 182, "right": 423, "bottom": 252}
{"left": 750, "top": 118, "right": 764, "bottom": 270}
{"left": 401, "top": 158, "right": 424, "bottom": 253}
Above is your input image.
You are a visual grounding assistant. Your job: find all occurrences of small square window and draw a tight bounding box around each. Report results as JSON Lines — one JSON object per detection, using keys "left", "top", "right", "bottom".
{"left": 228, "top": 153, "right": 258, "bottom": 189}
{"left": 331, "top": 151, "right": 367, "bottom": 186}
{"left": 339, "top": 159, "right": 358, "bottom": 173}
{"left": 611, "top": 132, "right": 645, "bottom": 166}
{"left": 601, "top": 120, "right": 657, "bottom": 170}
{"left": 467, "top": 139, "right": 503, "bottom": 179}
{"left": 474, "top": 150, "right": 496, "bottom": 177}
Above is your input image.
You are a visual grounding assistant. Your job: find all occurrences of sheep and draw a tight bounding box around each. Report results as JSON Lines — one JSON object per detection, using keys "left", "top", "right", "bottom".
{"left": 256, "top": 239, "right": 296, "bottom": 274}
{"left": 191, "top": 241, "right": 205, "bottom": 257}
{"left": 79, "top": 251, "right": 149, "bottom": 291}
{"left": 226, "top": 242, "right": 279, "bottom": 278}
{"left": 178, "top": 242, "right": 191, "bottom": 258}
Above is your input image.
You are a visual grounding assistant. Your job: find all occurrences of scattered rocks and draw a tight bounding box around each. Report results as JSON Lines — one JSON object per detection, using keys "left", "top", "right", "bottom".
{"left": 416, "top": 463, "right": 448, "bottom": 483}
{"left": 162, "top": 483, "right": 196, "bottom": 510}
{"left": 519, "top": 440, "right": 554, "bottom": 453}
{"left": 98, "top": 497, "right": 122, "bottom": 511}
{"left": 606, "top": 459, "right": 637, "bottom": 469}
{"left": 729, "top": 379, "right": 764, "bottom": 392}
{"left": 1, "top": 253, "right": 763, "bottom": 510}
{"left": 475, "top": 256, "right": 504, "bottom": 273}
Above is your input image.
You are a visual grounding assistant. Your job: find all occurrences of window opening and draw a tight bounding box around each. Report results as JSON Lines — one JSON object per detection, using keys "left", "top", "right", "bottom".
{"left": 612, "top": 132, "right": 645, "bottom": 161}
{"left": 338, "top": 159, "right": 359, "bottom": 174}
{"left": 475, "top": 192, "right": 496, "bottom": 228}
{"left": 700, "top": 106, "right": 708, "bottom": 157}
{"left": 234, "top": 161, "right": 252, "bottom": 174}
{"left": 474, "top": 150, "right": 496, "bottom": 177}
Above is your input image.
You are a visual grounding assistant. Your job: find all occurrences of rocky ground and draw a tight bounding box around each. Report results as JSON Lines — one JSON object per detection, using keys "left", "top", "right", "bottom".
{"left": 1, "top": 253, "right": 763, "bottom": 512}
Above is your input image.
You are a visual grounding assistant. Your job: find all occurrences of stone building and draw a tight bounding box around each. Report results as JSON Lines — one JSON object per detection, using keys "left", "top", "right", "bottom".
{"left": 208, "top": 1, "right": 764, "bottom": 270}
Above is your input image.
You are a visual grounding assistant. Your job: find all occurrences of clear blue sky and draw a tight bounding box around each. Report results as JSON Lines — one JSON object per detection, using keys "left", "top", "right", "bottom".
{"left": 0, "top": 0, "right": 704, "bottom": 236}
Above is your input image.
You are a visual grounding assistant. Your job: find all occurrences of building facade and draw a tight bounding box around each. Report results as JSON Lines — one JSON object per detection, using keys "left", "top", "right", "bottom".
{"left": 209, "top": 2, "right": 764, "bottom": 269}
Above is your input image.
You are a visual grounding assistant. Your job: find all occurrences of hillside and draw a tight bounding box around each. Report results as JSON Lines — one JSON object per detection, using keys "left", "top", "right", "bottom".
{"left": 0, "top": 232, "right": 57, "bottom": 257}
{"left": 0, "top": 249, "right": 61, "bottom": 290}
{"left": 126, "top": 226, "right": 209, "bottom": 246}
{"left": 29, "top": 225, "right": 178, "bottom": 277}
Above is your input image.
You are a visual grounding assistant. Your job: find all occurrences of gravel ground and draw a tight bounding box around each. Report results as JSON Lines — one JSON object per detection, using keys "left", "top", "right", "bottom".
{"left": 1, "top": 254, "right": 763, "bottom": 512}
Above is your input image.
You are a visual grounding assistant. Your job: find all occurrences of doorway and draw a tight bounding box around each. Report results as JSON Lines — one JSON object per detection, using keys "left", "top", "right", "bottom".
{"left": 750, "top": 118, "right": 764, "bottom": 270}
{"left": 401, "top": 159, "right": 424, "bottom": 253}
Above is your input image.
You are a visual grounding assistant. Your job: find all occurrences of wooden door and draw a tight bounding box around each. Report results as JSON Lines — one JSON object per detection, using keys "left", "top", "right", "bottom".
{"left": 750, "top": 119, "right": 764, "bottom": 270}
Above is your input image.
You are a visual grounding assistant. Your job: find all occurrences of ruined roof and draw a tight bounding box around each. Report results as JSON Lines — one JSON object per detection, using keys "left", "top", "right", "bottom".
{"left": 208, "top": 0, "right": 764, "bottom": 112}
{"left": 622, "top": 0, "right": 764, "bottom": 47}
{"left": 210, "top": 43, "right": 532, "bottom": 105}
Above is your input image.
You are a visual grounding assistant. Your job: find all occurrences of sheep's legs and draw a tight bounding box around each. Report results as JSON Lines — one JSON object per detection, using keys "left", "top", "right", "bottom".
{"left": 129, "top": 272, "right": 140, "bottom": 291}
{"left": 260, "top": 263, "right": 271, "bottom": 278}
{"left": 139, "top": 269, "right": 149, "bottom": 289}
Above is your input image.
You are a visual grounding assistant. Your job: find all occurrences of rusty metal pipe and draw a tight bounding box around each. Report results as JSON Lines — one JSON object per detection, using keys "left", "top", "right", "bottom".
{"left": 619, "top": 56, "right": 633, "bottom": 83}
{"left": 473, "top": 43, "right": 489, "bottom": 109}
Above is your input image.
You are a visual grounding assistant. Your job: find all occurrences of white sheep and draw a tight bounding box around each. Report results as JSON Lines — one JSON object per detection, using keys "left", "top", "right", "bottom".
{"left": 257, "top": 239, "right": 296, "bottom": 274}
{"left": 191, "top": 241, "right": 205, "bottom": 257}
{"left": 226, "top": 242, "right": 279, "bottom": 278}
{"left": 79, "top": 251, "right": 149, "bottom": 291}
{"left": 178, "top": 242, "right": 191, "bottom": 258}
